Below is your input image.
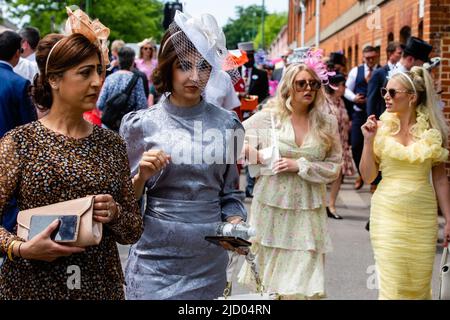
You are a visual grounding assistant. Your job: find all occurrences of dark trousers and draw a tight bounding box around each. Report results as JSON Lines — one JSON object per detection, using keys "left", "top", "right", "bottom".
{"left": 351, "top": 110, "right": 367, "bottom": 175}
{"left": 245, "top": 167, "right": 255, "bottom": 196}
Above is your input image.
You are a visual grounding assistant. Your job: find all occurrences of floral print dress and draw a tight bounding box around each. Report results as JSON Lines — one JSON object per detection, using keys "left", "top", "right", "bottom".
{"left": 237, "top": 109, "right": 342, "bottom": 299}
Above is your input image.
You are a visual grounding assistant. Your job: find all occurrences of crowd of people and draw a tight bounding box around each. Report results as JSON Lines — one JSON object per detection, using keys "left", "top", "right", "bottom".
{"left": 0, "top": 6, "right": 449, "bottom": 300}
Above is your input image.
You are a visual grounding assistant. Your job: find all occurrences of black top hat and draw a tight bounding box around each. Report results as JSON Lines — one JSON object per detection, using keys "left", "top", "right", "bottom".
{"left": 329, "top": 52, "right": 346, "bottom": 66}
{"left": 403, "top": 37, "right": 432, "bottom": 63}
{"left": 329, "top": 73, "right": 346, "bottom": 85}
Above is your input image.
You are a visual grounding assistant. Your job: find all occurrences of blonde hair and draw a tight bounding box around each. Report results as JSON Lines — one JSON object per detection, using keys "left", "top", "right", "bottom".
{"left": 391, "top": 66, "right": 449, "bottom": 146}
{"left": 269, "top": 63, "right": 334, "bottom": 149}
{"left": 111, "top": 40, "right": 125, "bottom": 52}
{"left": 111, "top": 39, "right": 125, "bottom": 54}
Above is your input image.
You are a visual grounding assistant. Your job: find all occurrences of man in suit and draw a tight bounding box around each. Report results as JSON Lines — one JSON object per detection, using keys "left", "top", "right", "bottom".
{"left": 344, "top": 45, "right": 380, "bottom": 191}
{"left": 0, "top": 30, "right": 37, "bottom": 232}
{"left": 237, "top": 42, "right": 269, "bottom": 106}
{"left": 367, "top": 38, "right": 431, "bottom": 119}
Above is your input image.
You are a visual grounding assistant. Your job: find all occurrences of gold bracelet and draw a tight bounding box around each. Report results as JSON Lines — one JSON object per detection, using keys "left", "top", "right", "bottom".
{"left": 7, "top": 240, "right": 17, "bottom": 262}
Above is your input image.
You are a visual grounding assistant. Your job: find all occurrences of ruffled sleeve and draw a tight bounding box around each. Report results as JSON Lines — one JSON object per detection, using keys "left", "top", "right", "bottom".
{"left": 119, "top": 110, "right": 146, "bottom": 177}
{"left": 296, "top": 115, "right": 342, "bottom": 184}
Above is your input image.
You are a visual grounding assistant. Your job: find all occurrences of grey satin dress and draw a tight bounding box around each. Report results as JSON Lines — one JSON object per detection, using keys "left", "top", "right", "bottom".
{"left": 119, "top": 96, "right": 246, "bottom": 300}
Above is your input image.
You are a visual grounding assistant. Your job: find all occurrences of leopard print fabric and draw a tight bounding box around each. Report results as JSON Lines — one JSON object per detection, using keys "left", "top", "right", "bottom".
{"left": 0, "top": 121, "right": 143, "bottom": 299}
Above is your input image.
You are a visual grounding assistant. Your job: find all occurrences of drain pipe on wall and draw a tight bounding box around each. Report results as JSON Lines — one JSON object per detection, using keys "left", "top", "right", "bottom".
{"left": 315, "top": 0, "right": 320, "bottom": 48}
{"left": 299, "top": 0, "right": 306, "bottom": 47}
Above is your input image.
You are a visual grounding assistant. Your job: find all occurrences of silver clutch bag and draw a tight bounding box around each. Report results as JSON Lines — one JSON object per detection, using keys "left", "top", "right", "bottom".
{"left": 439, "top": 247, "right": 450, "bottom": 300}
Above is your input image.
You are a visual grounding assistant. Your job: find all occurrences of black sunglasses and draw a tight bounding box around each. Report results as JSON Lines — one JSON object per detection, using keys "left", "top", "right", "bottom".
{"left": 380, "top": 87, "right": 413, "bottom": 98}
{"left": 295, "top": 80, "right": 322, "bottom": 91}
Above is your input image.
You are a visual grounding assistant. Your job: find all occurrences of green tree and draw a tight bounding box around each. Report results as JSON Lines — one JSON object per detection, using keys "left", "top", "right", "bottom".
{"left": 4, "top": 0, "right": 164, "bottom": 43}
{"left": 254, "top": 13, "right": 287, "bottom": 50}
{"left": 223, "top": 5, "right": 267, "bottom": 50}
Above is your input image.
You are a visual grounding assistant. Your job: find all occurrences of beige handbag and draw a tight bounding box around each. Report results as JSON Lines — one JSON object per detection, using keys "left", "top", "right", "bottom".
{"left": 439, "top": 247, "right": 450, "bottom": 300}
{"left": 17, "top": 196, "right": 102, "bottom": 247}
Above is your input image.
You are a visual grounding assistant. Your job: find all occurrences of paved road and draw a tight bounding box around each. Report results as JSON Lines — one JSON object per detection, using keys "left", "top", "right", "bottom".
{"left": 118, "top": 175, "right": 446, "bottom": 299}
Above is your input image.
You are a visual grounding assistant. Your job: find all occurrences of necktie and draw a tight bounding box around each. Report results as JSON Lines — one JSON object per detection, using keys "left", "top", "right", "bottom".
{"left": 366, "top": 67, "right": 373, "bottom": 83}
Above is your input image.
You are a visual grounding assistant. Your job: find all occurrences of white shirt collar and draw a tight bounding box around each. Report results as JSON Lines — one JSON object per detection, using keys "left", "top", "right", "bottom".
{"left": 26, "top": 52, "right": 36, "bottom": 62}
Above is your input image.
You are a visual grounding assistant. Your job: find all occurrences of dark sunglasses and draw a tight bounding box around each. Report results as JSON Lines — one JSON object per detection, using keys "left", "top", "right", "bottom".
{"left": 142, "top": 47, "right": 153, "bottom": 51}
{"left": 295, "top": 80, "right": 322, "bottom": 91}
{"left": 380, "top": 87, "right": 413, "bottom": 98}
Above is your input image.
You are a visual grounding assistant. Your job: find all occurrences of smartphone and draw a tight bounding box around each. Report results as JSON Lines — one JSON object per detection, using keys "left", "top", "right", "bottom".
{"left": 29, "top": 215, "right": 79, "bottom": 242}
{"left": 204, "top": 236, "right": 251, "bottom": 248}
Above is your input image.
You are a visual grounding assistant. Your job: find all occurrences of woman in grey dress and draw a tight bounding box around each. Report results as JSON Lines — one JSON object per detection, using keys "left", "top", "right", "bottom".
{"left": 120, "top": 11, "right": 246, "bottom": 300}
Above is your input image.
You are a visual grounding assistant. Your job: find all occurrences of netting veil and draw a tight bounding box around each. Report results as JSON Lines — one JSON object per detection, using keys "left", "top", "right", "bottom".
{"left": 164, "top": 10, "right": 240, "bottom": 92}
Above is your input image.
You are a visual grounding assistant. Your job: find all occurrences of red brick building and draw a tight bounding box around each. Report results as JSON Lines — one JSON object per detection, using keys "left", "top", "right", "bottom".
{"left": 288, "top": 0, "right": 450, "bottom": 178}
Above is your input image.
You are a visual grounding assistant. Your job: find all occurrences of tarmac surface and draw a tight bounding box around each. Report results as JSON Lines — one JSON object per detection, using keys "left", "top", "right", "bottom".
{"left": 118, "top": 174, "right": 447, "bottom": 300}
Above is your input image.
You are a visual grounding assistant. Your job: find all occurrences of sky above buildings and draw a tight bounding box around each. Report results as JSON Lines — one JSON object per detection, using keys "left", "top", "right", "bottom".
{"left": 181, "top": 0, "right": 289, "bottom": 27}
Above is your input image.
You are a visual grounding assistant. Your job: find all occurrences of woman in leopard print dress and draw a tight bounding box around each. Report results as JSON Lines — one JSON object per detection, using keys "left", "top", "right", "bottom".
{"left": 0, "top": 31, "right": 143, "bottom": 299}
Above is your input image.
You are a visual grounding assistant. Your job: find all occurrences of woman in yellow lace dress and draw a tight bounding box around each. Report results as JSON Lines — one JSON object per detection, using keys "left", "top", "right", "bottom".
{"left": 360, "top": 66, "right": 450, "bottom": 300}
{"left": 238, "top": 58, "right": 342, "bottom": 299}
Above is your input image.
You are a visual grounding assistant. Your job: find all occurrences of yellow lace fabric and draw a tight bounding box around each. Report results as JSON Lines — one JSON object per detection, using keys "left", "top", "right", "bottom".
{"left": 374, "top": 107, "right": 449, "bottom": 165}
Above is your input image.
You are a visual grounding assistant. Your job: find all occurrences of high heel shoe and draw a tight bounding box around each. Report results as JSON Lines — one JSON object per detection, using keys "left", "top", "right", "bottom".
{"left": 354, "top": 176, "right": 364, "bottom": 190}
{"left": 326, "top": 207, "right": 343, "bottom": 220}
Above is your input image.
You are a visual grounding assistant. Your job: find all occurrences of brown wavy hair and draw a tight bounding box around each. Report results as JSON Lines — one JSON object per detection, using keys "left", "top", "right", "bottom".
{"left": 152, "top": 29, "right": 178, "bottom": 94}
{"left": 31, "top": 33, "right": 102, "bottom": 111}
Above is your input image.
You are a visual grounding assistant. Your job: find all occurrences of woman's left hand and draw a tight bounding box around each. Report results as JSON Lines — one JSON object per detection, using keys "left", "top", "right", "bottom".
{"left": 444, "top": 222, "right": 450, "bottom": 247}
{"left": 93, "top": 194, "right": 119, "bottom": 224}
{"left": 273, "top": 158, "right": 299, "bottom": 174}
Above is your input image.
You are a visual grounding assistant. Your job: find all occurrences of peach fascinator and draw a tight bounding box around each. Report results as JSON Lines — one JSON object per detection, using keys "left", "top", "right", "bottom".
{"left": 45, "top": 6, "right": 110, "bottom": 74}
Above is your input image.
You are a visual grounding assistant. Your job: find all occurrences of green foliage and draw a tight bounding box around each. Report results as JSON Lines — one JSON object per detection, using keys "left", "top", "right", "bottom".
{"left": 254, "top": 13, "right": 287, "bottom": 50}
{"left": 4, "top": 0, "right": 164, "bottom": 43}
{"left": 223, "top": 5, "right": 266, "bottom": 50}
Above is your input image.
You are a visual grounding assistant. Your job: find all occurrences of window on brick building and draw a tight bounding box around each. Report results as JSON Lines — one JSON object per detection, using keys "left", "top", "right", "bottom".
{"left": 375, "top": 46, "right": 381, "bottom": 66}
{"left": 388, "top": 32, "right": 394, "bottom": 43}
{"left": 400, "top": 26, "right": 411, "bottom": 45}
{"left": 355, "top": 45, "right": 359, "bottom": 65}
{"left": 418, "top": 21, "right": 424, "bottom": 40}
{"left": 348, "top": 46, "right": 353, "bottom": 69}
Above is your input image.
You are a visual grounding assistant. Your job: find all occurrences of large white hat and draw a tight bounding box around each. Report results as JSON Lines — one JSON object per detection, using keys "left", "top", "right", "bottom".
{"left": 173, "top": 10, "right": 228, "bottom": 71}
{"left": 163, "top": 10, "right": 239, "bottom": 91}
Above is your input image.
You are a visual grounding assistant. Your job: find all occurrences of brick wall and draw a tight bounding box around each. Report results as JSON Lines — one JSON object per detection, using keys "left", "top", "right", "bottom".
{"left": 288, "top": 0, "right": 450, "bottom": 179}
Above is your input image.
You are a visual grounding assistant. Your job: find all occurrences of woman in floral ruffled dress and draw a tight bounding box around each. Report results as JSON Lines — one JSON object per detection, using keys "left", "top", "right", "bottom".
{"left": 238, "top": 51, "right": 342, "bottom": 299}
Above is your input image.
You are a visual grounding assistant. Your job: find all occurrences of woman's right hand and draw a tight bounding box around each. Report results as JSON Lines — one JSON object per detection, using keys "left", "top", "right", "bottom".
{"left": 361, "top": 115, "right": 378, "bottom": 142}
{"left": 136, "top": 149, "right": 171, "bottom": 182}
{"left": 20, "top": 219, "right": 85, "bottom": 262}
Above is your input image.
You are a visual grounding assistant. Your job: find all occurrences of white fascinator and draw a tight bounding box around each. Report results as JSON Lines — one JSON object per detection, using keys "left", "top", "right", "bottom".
{"left": 162, "top": 10, "right": 239, "bottom": 92}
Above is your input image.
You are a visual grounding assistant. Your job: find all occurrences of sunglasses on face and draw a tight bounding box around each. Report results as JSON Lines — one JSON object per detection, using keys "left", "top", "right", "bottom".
{"left": 364, "top": 55, "right": 377, "bottom": 61}
{"left": 380, "top": 87, "right": 412, "bottom": 98}
{"left": 295, "top": 80, "right": 322, "bottom": 91}
{"left": 142, "top": 47, "right": 153, "bottom": 51}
